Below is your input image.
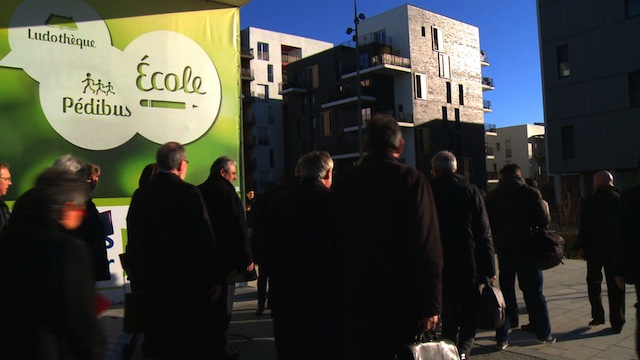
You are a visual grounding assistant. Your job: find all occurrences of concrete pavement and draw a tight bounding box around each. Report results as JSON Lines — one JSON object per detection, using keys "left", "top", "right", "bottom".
{"left": 99, "top": 259, "right": 639, "bottom": 359}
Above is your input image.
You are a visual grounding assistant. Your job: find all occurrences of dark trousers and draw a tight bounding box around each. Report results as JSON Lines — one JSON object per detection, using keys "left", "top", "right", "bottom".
{"left": 586, "top": 260, "right": 625, "bottom": 329}
{"left": 441, "top": 281, "right": 479, "bottom": 359}
{"left": 257, "top": 266, "right": 270, "bottom": 307}
{"left": 496, "top": 253, "right": 551, "bottom": 342}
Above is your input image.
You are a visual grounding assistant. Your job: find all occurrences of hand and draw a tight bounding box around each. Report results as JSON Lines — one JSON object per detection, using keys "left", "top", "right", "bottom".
{"left": 246, "top": 262, "right": 255, "bottom": 272}
{"left": 421, "top": 315, "right": 439, "bottom": 333}
{"left": 210, "top": 285, "right": 223, "bottom": 301}
{"left": 578, "top": 249, "right": 586, "bottom": 260}
{"left": 615, "top": 276, "right": 626, "bottom": 290}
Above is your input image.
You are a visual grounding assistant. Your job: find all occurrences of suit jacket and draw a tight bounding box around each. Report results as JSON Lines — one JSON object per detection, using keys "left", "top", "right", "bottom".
{"left": 198, "top": 175, "right": 253, "bottom": 282}
{"left": 0, "top": 195, "right": 103, "bottom": 359}
{"left": 576, "top": 185, "right": 621, "bottom": 264}
{"left": 126, "top": 172, "right": 223, "bottom": 358}
{"left": 430, "top": 173, "right": 495, "bottom": 287}
{"left": 0, "top": 200, "right": 9, "bottom": 237}
{"left": 330, "top": 152, "right": 443, "bottom": 356}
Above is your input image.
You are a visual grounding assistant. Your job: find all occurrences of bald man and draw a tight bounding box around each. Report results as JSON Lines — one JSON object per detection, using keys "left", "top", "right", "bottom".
{"left": 576, "top": 171, "right": 625, "bottom": 333}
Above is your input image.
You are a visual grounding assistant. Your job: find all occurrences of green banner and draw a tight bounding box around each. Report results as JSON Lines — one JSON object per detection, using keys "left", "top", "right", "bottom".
{"left": 0, "top": 0, "right": 242, "bottom": 199}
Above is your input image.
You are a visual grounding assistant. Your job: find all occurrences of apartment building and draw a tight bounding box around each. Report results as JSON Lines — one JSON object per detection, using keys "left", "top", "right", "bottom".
{"left": 240, "top": 27, "right": 332, "bottom": 192}
{"left": 485, "top": 123, "right": 547, "bottom": 191}
{"left": 279, "top": 4, "right": 493, "bottom": 188}
{"left": 537, "top": 0, "right": 640, "bottom": 198}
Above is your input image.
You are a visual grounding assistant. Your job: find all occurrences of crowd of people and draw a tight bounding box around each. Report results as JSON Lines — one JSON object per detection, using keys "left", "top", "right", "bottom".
{"left": 0, "top": 113, "right": 639, "bottom": 359}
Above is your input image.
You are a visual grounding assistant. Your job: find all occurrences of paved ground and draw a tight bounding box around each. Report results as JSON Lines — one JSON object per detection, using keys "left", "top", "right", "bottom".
{"left": 99, "top": 259, "right": 639, "bottom": 359}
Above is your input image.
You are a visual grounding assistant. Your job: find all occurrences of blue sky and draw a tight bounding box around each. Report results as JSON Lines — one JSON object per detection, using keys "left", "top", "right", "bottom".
{"left": 240, "top": 0, "right": 543, "bottom": 129}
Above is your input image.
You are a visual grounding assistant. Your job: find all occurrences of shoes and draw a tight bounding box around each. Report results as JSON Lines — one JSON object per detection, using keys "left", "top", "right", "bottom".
{"left": 256, "top": 303, "right": 265, "bottom": 316}
{"left": 612, "top": 326, "right": 623, "bottom": 334}
{"left": 520, "top": 323, "right": 535, "bottom": 332}
{"left": 589, "top": 318, "right": 605, "bottom": 326}
{"left": 496, "top": 341, "right": 509, "bottom": 350}
{"left": 536, "top": 335, "right": 557, "bottom": 344}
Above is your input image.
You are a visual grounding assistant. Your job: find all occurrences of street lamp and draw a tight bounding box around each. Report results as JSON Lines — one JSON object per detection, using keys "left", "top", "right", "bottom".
{"left": 346, "top": 0, "right": 366, "bottom": 159}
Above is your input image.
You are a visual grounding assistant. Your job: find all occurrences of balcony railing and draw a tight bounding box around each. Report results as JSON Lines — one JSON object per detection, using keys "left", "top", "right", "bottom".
{"left": 487, "top": 171, "right": 500, "bottom": 181}
{"left": 482, "top": 77, "right": 494, "bottom": 88}
{"left": 241, "top": 68, "right": 254, "bottom": 79}
{"left": 480, "top": 50, "right": 489, "bottom": 64}
{"left": 486, "top": 147, "right": 495, "bottom": 156}
{"left": 370, "top": 53, "right": 411, "bottom": 69}
{"left": 281, "top": 53, "right": 301, "bottom": 63}
{"left": 241, "top": 47, "right": 254, "bottom": 58}
{"left": 342, "top": 32, "right": 393, "bottom": 48}
{"left": 485, "top": 123, "right": 496, "bottom": 133}
{"left": 483, "top": 100, "right": 492, "bottom": 110}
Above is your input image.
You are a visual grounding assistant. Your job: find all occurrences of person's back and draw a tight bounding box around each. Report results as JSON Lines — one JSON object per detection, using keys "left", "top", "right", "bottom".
{"left": 330, "top": 115, "right": 442, "bottom": 359}
{"left": 579, "top": 182, "right": 621, "bottom": 261}
{"left": 126, "top": 143, "right": 223, "bottom": 359}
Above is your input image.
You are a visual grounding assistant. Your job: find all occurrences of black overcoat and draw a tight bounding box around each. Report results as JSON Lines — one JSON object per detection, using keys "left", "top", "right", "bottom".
{"left": 330, "top": 152, "right": 443, "bottom": 358}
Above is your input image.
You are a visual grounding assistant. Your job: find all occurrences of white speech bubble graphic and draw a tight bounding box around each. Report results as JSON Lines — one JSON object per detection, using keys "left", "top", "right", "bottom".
{"left": 1, "top": 0, "right": 222, "bottom": 150}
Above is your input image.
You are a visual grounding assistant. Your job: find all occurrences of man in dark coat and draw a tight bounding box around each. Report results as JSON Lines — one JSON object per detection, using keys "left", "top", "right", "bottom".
{"left": 198, "top": 156, "right": 254, "bottom": 358}
{"left": 267, "top": 151, "right": 336, "bottom": 360}
{"left": 487, "top": 164, "right": 554, "bottom": 348}
{"left": 0, "top": 168, "right": 104, "bottom": 359}
{"left": 615, "top": 163, "right": 640, "bottom": 357}
{"left": 127, "top": 142, "right": 224, "bottom": 359}
{"left": 0, "top": 162, "right": 12, "bottom": 237}
{"left": 430, "top": 151, "right": 495, "bottom": 359}
{"left": 53, "top": 156, "right": 111, "bottom": 281}
{"left": 330, "top": 114, "right": 443, "bottom": 360}
{"left": 577, "top": 170, "right": 625, "bottom": 332}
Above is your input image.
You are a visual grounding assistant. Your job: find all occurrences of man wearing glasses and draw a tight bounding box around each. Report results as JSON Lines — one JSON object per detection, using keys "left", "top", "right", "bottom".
{"left": 0, "top": 162, "right": 12, "bottom": 236}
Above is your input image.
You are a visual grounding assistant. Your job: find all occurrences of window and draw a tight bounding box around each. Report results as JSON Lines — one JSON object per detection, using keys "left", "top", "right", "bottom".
{"left": 258, "top": 127, "right": 270, "bottom": 145}
{"left": 438, "top": 53, "right": 451, "bottom": 78}
{"left": 359, "top": 52, "right": 370, "bottom": 68}
{"left": 257, "top": 84, "right": 268, "bottom": 99}
{"left": 629, "top": 71, "right": 640, "bottom": 107}
{"left": 627, "top": 0, "right": 640, "bottom": 17}
{"left": 446, "top": 82, "right": 452, "bottom": 103}
{"left": 421, "top": 26, "right": 426, "bottom": 37}
{"left": 442, "top": 106, "right": 448, "bottom": 121}
{"left": 454, "top": 108, "right": 460, "bottom": 128}
{"left": 307, "top": 65, "right": 319, "bottom": 89}
{"left": 561, "top": 126, "right": 575, "bottom": 159}
{"left": 267, "top": 64, "right": 274, "bottom": 83}
{"left": 458, "top": 84, "right": 464, "bottom": 105}
{"left": 374, "top": 30, "right": 386, "bottom": 45}
{"left": 268, "top": 106, "right": 275, "bottom": 125}
{"left": 496, "top": 142, "right": 500, "bottom": 151}
{"left": 269, "top": 150, "right": 275, "bottom": 167}
{"left": 557, "top": 45, "right": 570, "bottom": 78}
{"left": 415, "top": 73, "right": 427, "bottom": 100}
{"left": 432, "top": 27, "right": 443, "bottom": 52}
{"left": 362, "top": 107, "right": 372, "bottom": 122}
{"left": 321, "top": 111, "right": 332, "bottom": 136}
{"left": 257, "top": 42, "right": 269, "bottom": 61}
{"left": 505, "top": 140, "right": 512, "bottom": 158}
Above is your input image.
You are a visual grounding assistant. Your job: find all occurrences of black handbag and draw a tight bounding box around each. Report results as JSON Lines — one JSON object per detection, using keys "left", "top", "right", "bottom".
{"left": 396, "top": 333, "right": 460, "bottom": 360}
{"left": 524, "top": 228, "right": 565, "bottom": 270}
{"left": 476, "top": 282, "right": 507, "bottom": 330}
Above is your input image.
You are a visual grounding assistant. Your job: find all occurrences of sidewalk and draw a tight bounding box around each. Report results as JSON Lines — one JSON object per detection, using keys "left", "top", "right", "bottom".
{"left": 99, "top": 259, "right": 638, "bottom": 360}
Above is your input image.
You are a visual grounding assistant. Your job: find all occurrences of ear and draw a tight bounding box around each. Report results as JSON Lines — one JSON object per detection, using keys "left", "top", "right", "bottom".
{"left": 394, "top": 138, "right": 405, "bottom": 157}
{"left": 219, "top": 168, "right": 226, "bottom": 177}
{"left": 322, "top": 169, "right": 331, "bottom": 180}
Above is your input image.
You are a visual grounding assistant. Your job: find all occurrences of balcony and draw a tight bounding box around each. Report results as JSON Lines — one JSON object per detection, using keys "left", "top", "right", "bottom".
{"left": 483, "top": 100, "right": 492, "bottom": 112}
{"left": 242, "top": 91, "right": 257, "bottom": 103}
{"left": 241, "top": 68, "right": 254, "bottom": 81}
{"left": 281, "top": 53, "right": 301, "bottom": 64}
{"left": 320, "top": 87, "right": 376, "bottom": 109}
{"left": 486, "top": 146, "right": 495, "bottom": 160}
{"left": 241, "top": 47, "right": 254, "bottom": 59}
{"left": 487, "top": 171, "right": 499, "bottom": 183}
{"left": 342, "top": 52, "right": 412, "bottom": 78}
{"left": 343, "top": 31, "right": 393, "bottom": 48}
{"left": 278, "top": 81, "right": 307, "bottom": 95}
{"left": 482, "top": 77, "right": 495, "bottom": 91}
{"left": 480, "top": 50, "right": 489, "bottom": 66}
{"left": 485, "top": 123, "right": 497, "bottom": 134}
